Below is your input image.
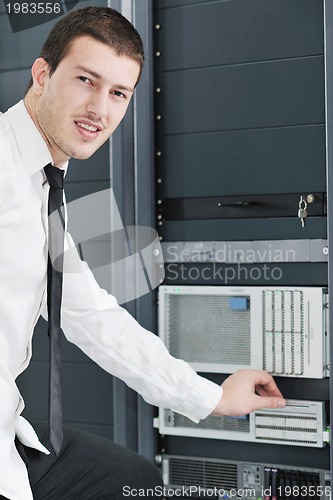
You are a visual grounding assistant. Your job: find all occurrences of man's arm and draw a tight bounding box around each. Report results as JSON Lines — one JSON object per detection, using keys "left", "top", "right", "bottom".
{"left": 211, "top": 369, "right": 286, "bottom": 417}
{"left": 60, "top": 234, "right": 286, "bottom": 422}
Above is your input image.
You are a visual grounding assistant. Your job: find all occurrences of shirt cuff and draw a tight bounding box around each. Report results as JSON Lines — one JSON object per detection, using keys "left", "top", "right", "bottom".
{"left": 173, "top": 375, "right": 223, "bottom": 423}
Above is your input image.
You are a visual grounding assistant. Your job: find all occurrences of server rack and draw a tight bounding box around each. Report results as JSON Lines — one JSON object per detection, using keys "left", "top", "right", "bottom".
{"left": 152, "top": 0, "right": 332, "bottom": 494}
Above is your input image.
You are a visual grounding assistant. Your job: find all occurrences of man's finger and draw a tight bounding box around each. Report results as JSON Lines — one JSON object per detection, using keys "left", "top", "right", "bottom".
{"left": 251, "top": 370, "right": 285, "bottom": 398}
{"left": 256, "top": 383, "right": 284, "bottom": 399}
{"left": 252, "top": 394, "right": 286, "bottom": 411}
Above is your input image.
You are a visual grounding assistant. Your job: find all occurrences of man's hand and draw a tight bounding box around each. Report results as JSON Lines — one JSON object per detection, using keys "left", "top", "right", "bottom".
{"left": 210, "top": 369, "right": 286, "bottom": 417}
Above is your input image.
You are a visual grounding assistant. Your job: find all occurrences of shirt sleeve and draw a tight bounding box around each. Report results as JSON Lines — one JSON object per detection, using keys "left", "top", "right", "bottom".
{"left": 0, "top": 133, "right": 10, "bottom": 205}
{"left": 58, "top": 233, "right": 223, "bottom": 422}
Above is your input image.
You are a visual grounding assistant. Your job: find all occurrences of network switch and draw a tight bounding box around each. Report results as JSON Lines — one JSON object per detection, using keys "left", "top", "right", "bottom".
{"left": 155, "top": 400, "right": 328, "bottom": 448}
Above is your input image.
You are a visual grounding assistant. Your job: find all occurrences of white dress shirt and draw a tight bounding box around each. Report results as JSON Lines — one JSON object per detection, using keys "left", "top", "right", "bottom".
{"left": 0, "top": 100, "right": 222, "bottom": 500}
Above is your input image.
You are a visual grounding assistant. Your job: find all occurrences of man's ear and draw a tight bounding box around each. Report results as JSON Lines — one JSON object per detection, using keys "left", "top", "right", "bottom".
{"left": 31, "top": 58, "right": 50, "bottom": 96}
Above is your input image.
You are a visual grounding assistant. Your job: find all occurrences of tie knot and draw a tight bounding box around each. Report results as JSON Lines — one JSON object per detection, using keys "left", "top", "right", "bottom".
{"left": 44, "top": 164, "right": 64, "bottom": 190}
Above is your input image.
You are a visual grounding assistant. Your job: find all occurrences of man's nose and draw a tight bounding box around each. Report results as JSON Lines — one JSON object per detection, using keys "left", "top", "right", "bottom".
{"left": 87, "top": 90, "right": 109, "bottom": 120}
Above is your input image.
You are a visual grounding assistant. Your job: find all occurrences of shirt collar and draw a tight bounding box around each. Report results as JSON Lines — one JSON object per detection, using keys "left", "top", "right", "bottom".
{"left": 5, "top": 100, "right": 68, "bottom": 176}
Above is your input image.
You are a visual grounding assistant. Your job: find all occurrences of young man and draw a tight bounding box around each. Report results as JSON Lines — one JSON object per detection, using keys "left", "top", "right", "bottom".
{"left": 0, "top": 7, "right": 285, "bottom": 500}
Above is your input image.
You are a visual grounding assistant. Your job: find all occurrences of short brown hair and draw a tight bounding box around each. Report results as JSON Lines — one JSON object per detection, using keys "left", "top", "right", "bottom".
{"left": 26, "top": 6, "right": 144, "bottom": 93}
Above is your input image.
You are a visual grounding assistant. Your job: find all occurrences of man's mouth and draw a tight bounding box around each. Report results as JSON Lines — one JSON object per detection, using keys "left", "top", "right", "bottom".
{"left": 77, "top": 122, "right": 98, "bottom": 132}
{"left": 74, "top": 120, "right": 102, "bottom": 140}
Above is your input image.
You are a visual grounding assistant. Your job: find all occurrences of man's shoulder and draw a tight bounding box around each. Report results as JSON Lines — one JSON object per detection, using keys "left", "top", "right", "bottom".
{"left": 0, "top": 100, "right": 24, "bottom": 133}
{"left": 0, "top": 108, "right": 12, "bottom": 133}
{"left": 0, "top": 109, "right": 15, "bottom": 160}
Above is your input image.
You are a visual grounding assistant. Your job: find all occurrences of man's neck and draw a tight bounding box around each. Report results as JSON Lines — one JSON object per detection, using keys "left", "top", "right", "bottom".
{"left": 23, "top": 92, "right": 68, "bottom": 168}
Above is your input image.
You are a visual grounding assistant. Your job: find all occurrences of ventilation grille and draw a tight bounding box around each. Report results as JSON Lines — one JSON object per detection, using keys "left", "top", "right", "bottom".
{"left": 255, "top": 436, "right": 318, "bottom": 445}
{"left": 255, "top": 413, "right": 319, "bottom": 444}
{"left": 166, "top": 412, "right": 250, "bottom": 433}
{"left": 168, "top": 458, "right": 238, "bottom": 490}
{"left": 166, "top": 295, "right": 251, "bottom": 364}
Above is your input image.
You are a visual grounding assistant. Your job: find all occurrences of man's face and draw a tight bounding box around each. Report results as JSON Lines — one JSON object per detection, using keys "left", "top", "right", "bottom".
{"left": 34, "top": 36, "right": 140, "bottom": 165}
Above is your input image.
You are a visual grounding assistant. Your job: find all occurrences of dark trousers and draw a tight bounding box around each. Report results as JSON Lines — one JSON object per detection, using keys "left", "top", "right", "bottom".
{"left": 1, "top": 421, "right": 163, "bottom": 499}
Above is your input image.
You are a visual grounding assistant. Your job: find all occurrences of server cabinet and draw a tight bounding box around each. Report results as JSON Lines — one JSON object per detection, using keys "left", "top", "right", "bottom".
{"left": 153, "top": 0, "right": 331, "bottom": 492}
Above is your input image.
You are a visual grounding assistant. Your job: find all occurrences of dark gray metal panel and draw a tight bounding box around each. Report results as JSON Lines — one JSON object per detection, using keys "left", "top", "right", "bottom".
{"left": 109, "top": 105, "right": 138, "bottom": 449}
{"left": 108, "top": 84, "right": 143, "bottom": 447}
{"left": 109, "top": 0, "right": 157, "bottom": 457}
{"left": 161, "top": 125, "right": 326, "bottom": 198}
{"left": 30, "top": 317, "right": 92, "bottom": 363}
{"left": 112, "top": 378, "right": 130, "bottom": 446}
{"left": 110, "top": 89, "right": 138, "bottom": 466}
{"left": 66, "top": 422, "right": 114, "bottom": 440}
{"left": 63, "top": 178, "right": 113, "bottom": 298}
{"left": 157, "top": 0, "right": 324, "bottom": 70}
{"left": 0, "top": 10, "right": 52, "bottom": 71}
{"left": 161, "top": 239, "right": 329, "bottom": 263}
{"left": 65, "top": 180, "right": 110, "bottom": 203}
{"left": 65, "top": 142, "right": 110, "bottom": 182}
{"left": 132, "top": 0, "right": 158, "bottom": 461}
{"left": 162, "top": 56, "right": 325, "bottom": 135}
{"left": 63, "top": 363, "right": 114, "bottom": 425}
{"left": 0, "top": 0, "right": 106, "bottom": 71}
{"left": 158, "top": 0, "right": 219, "bottom": 7}
{"left": 0, "top": 69, "right": 30, "bottom": 109}
{"left": 164, "top": 262, "right": 328, "bottom": 287}
{"left": 17, "top": 358, "right": 114, "bottom": 426}
{"left": 162, "top": 217, "right": 327, "bottom": 242}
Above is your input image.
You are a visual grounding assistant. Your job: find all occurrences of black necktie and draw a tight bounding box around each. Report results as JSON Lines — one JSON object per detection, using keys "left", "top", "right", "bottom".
{"left": 44, "top": 164, "right": 65, "bottom": 455}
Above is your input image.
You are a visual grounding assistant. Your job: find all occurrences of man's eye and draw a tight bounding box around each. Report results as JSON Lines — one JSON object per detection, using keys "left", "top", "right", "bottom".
{"left": 113, "top": 90, "right": 125, "bottom": 98}
{"left": 79, "top": 76, "right": 91, "bottom": 84}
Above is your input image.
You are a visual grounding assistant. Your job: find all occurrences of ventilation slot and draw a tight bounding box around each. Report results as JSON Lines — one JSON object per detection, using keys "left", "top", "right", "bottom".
{"left": 166, "top": 294, "right": 251, "bottom": 365}
{"left": 168, "top": 458, "right": 238, "bottom": 490}
{"left": 171, "top": 413, "right": 250, "bottom": 433}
